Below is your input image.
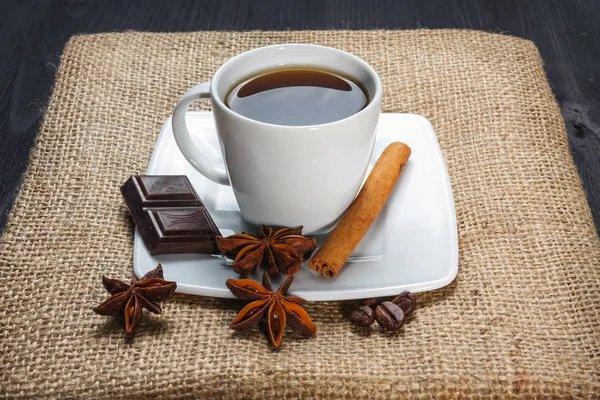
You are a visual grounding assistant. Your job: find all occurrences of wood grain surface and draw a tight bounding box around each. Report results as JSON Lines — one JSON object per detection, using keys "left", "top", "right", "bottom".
{"left": 1, "top": 0, "right": 598, "bottom": 235}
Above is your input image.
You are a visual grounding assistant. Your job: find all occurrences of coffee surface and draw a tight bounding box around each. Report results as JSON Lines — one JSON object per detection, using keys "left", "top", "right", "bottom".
{"left": 226, "top": 68, "right": 368, "bottom": 126}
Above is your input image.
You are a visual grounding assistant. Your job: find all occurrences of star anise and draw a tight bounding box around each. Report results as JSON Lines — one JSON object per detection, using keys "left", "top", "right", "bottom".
{"left": 93, "top": 264, "right": 177, "bottom": 333}
{"left": 226, "top": 272, "right": 317, "bottom": 347}
{"left": 216, "top": 226, "right": 317, "bottom": 276}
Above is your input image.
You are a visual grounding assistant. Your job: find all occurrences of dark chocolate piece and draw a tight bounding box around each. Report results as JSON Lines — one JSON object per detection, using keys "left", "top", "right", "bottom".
{"left": 121, "top": 175, "right": 220, "bottom": 255}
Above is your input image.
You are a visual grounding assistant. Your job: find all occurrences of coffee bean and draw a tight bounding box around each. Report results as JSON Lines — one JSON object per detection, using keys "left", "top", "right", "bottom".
{"left": 391, "top": 292, "right": 416, "bottom": 316}
{"left": 375, "top": 301, "right": 405, "bottom": 331}
{"left": 350, "top": 305, "right": 375, "bottom": 327}
{"left": 351, "top": 292, "right": 416, "bottom": 330}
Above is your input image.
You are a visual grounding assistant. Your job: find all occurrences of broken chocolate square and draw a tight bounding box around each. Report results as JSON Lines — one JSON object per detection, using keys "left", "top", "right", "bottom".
{"left": 121, "top": 175, "right": 220, "bottom": 255}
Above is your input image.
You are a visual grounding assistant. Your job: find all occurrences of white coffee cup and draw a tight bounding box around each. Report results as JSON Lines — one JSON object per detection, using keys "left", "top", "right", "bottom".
{"left": 172, "top": 44, "right": 382, "bottom": 235}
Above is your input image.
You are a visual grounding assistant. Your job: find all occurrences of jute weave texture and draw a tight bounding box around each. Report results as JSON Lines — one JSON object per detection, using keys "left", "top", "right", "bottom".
{"left": 1, "top": 30, "right": 599, "bottom": 398}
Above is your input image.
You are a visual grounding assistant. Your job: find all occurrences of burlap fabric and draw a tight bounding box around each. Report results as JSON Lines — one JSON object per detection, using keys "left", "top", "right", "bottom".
{"left": 1, "top": 30, "right": 598, "bottom": 399}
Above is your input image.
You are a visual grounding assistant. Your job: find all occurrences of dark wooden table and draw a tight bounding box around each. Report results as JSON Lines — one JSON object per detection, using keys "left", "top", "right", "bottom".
{"left": 1, "top": 0, "right": 599, "bottom": 235}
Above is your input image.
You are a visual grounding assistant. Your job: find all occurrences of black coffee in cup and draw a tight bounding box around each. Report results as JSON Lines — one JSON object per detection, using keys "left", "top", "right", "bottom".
{"left": 226, "top": 68, "right": 368, "bottom": 126}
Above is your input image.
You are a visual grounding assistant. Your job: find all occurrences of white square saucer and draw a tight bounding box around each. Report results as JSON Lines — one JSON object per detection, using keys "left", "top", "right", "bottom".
{"left": 133, "top": 112, "right": 458, "bottom": 301}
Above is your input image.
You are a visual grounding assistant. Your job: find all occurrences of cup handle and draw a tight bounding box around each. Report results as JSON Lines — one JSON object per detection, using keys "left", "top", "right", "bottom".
{"left": 172, "top": 82, "right": 230, "bottom": 186}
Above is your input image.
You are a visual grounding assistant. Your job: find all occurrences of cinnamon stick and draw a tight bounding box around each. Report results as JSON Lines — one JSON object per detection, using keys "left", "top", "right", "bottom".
{"left": 309, "top": 142, "right": 411, "bottom": 278}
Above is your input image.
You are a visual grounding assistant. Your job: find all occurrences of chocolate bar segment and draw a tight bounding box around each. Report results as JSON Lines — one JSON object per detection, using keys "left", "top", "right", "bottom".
{"left": 138, "top": 175, "right": 201, "bottom": 203}
{"left": 121, "top": 175, "right": 202, "bottom": 224}
{"left": 121, "top": 175, "right": 220, "bottom": 255}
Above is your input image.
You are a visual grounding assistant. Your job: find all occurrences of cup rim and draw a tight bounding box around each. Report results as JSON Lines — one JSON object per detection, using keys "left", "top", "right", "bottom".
{"left": 210, "top": 43, "right": 383, "bottom": 129}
